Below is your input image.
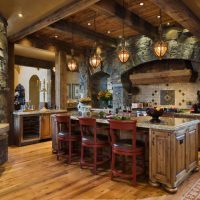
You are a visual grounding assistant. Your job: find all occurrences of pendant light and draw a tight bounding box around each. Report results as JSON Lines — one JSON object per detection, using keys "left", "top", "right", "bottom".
{"left": 89, "top": 12, "right": 102, "bottom": 69}
{"left": 117, "top": 0, "right": 130, "bottom": 63}
{"left": 68, "top": 20, "right": 78, "bottom": 71}
{"left": 153, "top": 10, "right": 168, "bottom": 59}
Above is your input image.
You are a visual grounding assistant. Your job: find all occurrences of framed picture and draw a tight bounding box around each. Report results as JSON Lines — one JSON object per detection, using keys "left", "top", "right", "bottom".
{"left": 67, "top": 84, "right": 72, "bottom": 99}
{"left": 72, "top": 84, "right": 80, "bottom": 99}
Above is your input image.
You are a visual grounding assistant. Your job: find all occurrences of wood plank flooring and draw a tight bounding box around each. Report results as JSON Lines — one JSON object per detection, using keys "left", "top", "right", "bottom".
{"left": 0, "top": 141, "right": 199, "bottom": 200}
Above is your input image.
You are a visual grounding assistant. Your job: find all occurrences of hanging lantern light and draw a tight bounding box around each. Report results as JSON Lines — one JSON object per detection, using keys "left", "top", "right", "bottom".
{"left": 89, "top": 53, "right": 101, "bottom": 69}
{"left": 89, "top": 12, "right": 102, "bottom": 69}
{"left": 153, "top": 10, "right": 168, "bottom": 59}
{"left": 117, "top": 0, "right": 130, "bottom": 63}
{"left": 68, "top": 49, "right": 78, "bottom": 72}
{"left": 67, "top": 19, "right": 78, "bottom": 71}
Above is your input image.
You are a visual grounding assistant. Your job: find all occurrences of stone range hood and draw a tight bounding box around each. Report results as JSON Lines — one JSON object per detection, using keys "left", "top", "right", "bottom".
{"left": 121, "top": 59, "right": 198, "bottom": 92}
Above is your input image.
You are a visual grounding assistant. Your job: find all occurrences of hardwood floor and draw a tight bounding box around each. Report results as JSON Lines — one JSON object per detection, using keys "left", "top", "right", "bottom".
{"left": 0, "top": 141, "right": 199, "bottom": 200}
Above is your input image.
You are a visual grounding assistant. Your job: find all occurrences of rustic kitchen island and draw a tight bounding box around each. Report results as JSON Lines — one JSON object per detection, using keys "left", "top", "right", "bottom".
{"left": 52, "top": 115, "right": 199, "bottom": 193}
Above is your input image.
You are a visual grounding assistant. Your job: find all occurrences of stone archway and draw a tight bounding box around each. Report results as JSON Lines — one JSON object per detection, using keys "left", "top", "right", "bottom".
{"left": 29, "top": 75, "right": 40, "bottom": 110}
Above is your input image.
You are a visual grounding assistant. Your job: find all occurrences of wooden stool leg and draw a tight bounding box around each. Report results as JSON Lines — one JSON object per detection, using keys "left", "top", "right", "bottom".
{"left": 110, "top": 150, "right": 115, "bottom": 180}
{"left": 68, "top": 141, "right": 72, "bottom": 164}
{"left": 93, "top": 147, "right": 97, "bottom": 175}
{"left": 57, "top": 140, "right": 61, "bottom": 161}
{"left": 132, "top": 154, "right": 137, "bottom": 186}
{"left": 122, "top": 156, "right": 126, "bottom": 173}
{"left": 80, "top": 145, "right": 84, "bottom": 169}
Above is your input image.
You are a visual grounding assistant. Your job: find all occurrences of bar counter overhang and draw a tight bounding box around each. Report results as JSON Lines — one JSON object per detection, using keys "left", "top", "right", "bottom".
{"left": 52, "top": 115, "right": 200, "bottom": 193}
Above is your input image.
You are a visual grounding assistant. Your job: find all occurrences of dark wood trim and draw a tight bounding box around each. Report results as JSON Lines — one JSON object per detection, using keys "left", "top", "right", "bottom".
{"left": 93, "top": 0, "right": 157, "bottom": 39}
{"left": 8, "top": 0, "right": 101, "bottom": 42}
{"left": 150, "top": 0, "right": 200, "bottom": 38}
{"left": 48, "top": 20, "right": 117, "bottom": 47}
{"left": 17, "top": 35, "right": 83, "bottom": 55}
{"left": 15, "top": 55, "right": 54, "bottom": 69}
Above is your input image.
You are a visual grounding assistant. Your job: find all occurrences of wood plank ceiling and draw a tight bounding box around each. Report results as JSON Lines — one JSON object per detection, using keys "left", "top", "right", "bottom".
{"left": 28, "top": 0, "right": 177, "bottom": 50}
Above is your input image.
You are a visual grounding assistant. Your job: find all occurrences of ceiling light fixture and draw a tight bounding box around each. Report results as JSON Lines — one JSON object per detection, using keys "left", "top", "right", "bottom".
{"left": 67, "top": 20, "right": 78, "bottom": 72}
{"left": 88, "top": 22, "right": 91, "bottom": 26}
{"left": 107, "top": 30, "right": 111, "bottom": 34}
{"left": 54, "top": 35, "right": 58, "bottom": 38}
{"left": 117, "top": 0, "right": 130, "bottom": 63}
{"left": 89, "top": 12, "right": 102, "bottom": 69}
{"left": 18, "top": 13, "right": 23, "bottom": 18}
{"left": 139, "top": 2, "right": 144, "bottom": 6}
{"left": 153, "top": 10, "right": 168, "bottom": 59}
{"left": 157, "top": 15, "right": 161, "bottom": 19}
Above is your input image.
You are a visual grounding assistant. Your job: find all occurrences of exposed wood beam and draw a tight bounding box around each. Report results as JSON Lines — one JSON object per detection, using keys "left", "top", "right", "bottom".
{"left": 9, "top": 0, "right": 101, "bottom": 42}
{"left": 15, "top": 55, "right": 54, "bottom": 69}
{"left": 17, "top": 35, "right": 83, "bottom": 55}
{"left": 92, "top": 0, "right": 157, "bottom": 39}
{"left": 150, "top": 0, "right": 200, "bottom": 38}
{"left": 48, "top": 20, "right": 117, "bottom": 47}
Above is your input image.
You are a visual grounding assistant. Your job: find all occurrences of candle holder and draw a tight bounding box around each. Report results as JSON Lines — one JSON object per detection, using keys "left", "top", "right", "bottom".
{"left": 40, "top": 79, "right": 48, "bottom": 111}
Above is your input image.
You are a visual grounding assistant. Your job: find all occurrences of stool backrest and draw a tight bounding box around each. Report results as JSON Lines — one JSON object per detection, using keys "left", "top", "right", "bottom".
{"left": 56, "top": 115, "right": 71, "bottom": 134}
{"left": 79, "top": 117, "right": 97, "bottom": 143}
{"left": 109, "top": 119, "right": 137, "bottom": 149}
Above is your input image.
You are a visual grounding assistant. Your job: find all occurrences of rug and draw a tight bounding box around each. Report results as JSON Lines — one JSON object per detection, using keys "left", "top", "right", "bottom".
{"left": 181, "top": 178, "right": 200, "bottom": 200}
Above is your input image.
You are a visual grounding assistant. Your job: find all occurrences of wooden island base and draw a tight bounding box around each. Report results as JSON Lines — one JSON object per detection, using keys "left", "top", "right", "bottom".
{"left": 51, "top": 115, "right": 199, "bottom": 193}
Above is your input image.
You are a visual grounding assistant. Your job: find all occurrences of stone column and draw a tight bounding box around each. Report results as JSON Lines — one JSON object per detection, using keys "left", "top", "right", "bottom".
{"left": 0, "top": 16, "right": 10, "bottom": 122}
{"left": 55, "top": 50, "right": 67, "bottom": 109}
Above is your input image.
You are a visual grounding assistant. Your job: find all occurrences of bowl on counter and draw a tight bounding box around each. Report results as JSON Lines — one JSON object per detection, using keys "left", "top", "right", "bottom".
{"left": 146, "top": 107, "right": 164, "bottom": 123}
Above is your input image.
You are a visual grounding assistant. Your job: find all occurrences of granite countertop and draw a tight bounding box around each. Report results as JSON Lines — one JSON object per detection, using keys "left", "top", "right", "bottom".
{"left": 70, "top": 115, "right": 199, "bottom": 131}
{"left": 0, "top": 123, "right": 9, "bottom": 135}
{"left": 13, "top": 109, "right": 68, "bottom": 116}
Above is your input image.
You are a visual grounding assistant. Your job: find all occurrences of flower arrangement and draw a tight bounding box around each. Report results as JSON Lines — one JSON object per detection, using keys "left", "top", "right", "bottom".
{"left": 79, "top": 97, "right": 91, "bottom": 104}
{"left": 97, "top": 90, "right": 112, "bottom": 101}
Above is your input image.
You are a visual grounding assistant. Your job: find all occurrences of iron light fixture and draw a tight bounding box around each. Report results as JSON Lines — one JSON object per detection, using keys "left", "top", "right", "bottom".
{"left": 153, "top": 10, "right": 168, "bottom": 59}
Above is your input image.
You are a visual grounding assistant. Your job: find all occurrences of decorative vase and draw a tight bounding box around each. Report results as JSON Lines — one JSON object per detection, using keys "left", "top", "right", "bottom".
{"left": 146, "top": 108, "right": 164, "bottom": 123}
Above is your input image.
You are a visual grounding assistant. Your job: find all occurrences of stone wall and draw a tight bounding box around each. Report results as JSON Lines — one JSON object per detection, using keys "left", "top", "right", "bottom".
{"left": 84, "top": 27, "right": 200, "bottom": 110}
{"left": 0, "top": 16, "right": 8, "bottom": 122}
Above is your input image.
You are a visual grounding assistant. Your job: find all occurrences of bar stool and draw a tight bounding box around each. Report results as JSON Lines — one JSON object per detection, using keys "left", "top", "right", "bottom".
{"left": 56, "top": 115, "right": 80, "bottom": 163}
{"left": 109, "top": 119, "right": 145, "bottom": 186}
{"left": 79, "top": 117, "right": 110, "bottom": 175}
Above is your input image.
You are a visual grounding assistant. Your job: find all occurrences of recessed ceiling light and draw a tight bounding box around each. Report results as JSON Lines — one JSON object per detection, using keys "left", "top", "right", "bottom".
{"left": 157, "top": 15, "right": 161, "bottom": 19}
{"left": 139, "top": 2, "right": 144, "bottom": 6}
{"left": 18, "top": 13, "right": 23, "bottom": 18}
{"left": 167, "top": 22, "right": 170, "bottom": 26}
{"left": 54, "top": 35, "right": 58, "bottom": 38}
{"left": 88, "top": 22, "right": 91, "bottom": 26}
{"left": 107, "top": 30, "right": 111, "bottom": 34}
{"left": 119, "top": 35, "right": 122, "bottom": 38}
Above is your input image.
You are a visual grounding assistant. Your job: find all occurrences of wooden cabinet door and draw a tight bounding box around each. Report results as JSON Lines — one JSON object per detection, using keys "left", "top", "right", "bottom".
{"left": 173, "top": 131, "right": 186, "bottom": 181}
{"left": 186, "top": 127, "right": 198, "bottom": 169}
{"left": 40, "top": 114, "right": 51, "bottom": 139}
{"left": 150, "top": 130, "right": 171, "bottom": 185}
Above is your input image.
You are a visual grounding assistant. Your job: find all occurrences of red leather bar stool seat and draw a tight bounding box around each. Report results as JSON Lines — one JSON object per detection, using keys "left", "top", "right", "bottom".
{"left": 109, "top": 119, "right": 145, "bottom": 186}
{"left": 79, "top": 117, "right": 110, "bottom": 175}
{"left": 56, "top": 115, "right": 81, "bottom": 163}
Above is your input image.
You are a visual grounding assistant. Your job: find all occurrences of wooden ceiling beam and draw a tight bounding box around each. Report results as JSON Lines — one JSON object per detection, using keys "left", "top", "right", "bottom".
{"left": 15, "top": 55, "right": 54, "bottom": 69}
{"left": 92, "top": 0, "right": 157, "bottom": 39}
{"left": 8, "top": 0, "right": 101, "bottom": 42}
{"left": 150, "top": 0, "right": 200, "bottom": 38}
{"left": 48, "top": 20, "right": 118, "bottom": 47}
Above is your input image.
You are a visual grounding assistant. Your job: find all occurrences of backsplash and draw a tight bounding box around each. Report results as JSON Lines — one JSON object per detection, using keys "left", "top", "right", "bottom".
{"left": 132, "top": 62, "right": 200, "bottom": 108}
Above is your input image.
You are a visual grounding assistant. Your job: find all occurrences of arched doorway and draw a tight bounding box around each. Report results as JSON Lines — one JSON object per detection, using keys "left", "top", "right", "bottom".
{"left": 29, "top": 75, "right": 40, "bottom": 110}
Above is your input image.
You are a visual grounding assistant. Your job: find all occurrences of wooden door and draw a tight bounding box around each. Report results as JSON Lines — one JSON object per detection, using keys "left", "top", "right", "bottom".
{"left": 29, "top": 75, "right": 40, "bottom": 110}
{"left": 150, "top": 130, "right": 171, "bottom": 185}
{"left": 40, "top": 114, "right": 51, "bottom": 139}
